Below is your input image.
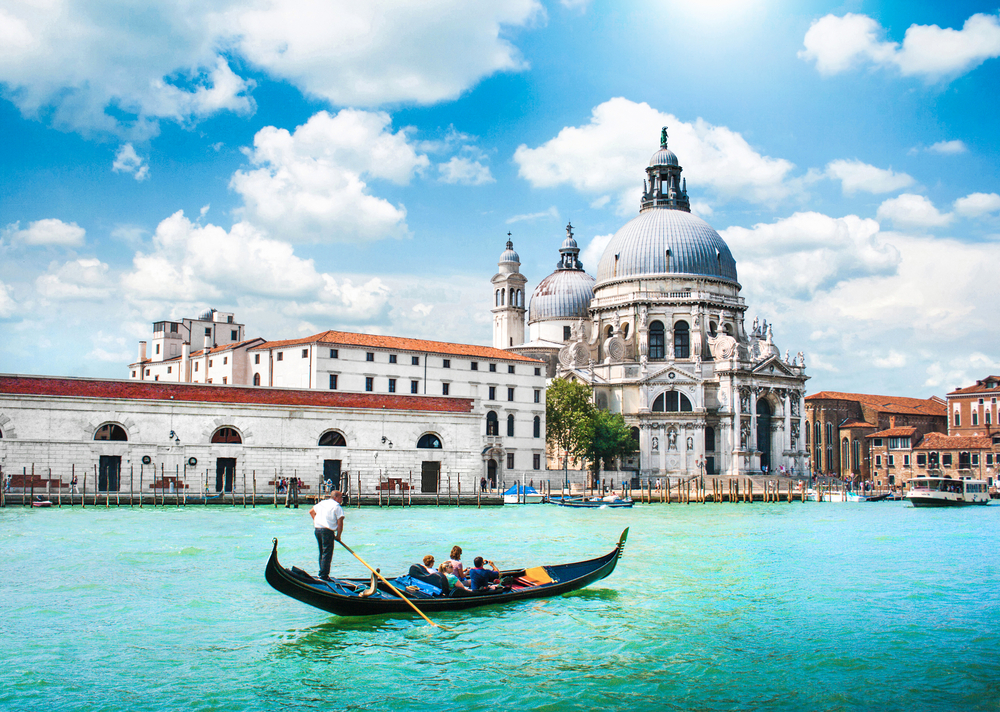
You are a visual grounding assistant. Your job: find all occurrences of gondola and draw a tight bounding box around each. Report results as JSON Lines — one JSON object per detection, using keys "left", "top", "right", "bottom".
{"left": 551, "top": 496, "right": 634, "bottom": 508}
{"left": 265, "top": 528, "right": 628, "bottom": 616}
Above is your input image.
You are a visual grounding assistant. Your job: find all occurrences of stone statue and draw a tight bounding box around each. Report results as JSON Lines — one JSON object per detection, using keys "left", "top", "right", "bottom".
{"left": 652, "top": 436, "right": 659, "bottom": 451}
{"left": 686, "top": 436, "right": 693, "bottom": 451}
{"left": 667, "top": 429, "right": 678, "bottom": 450}
{"left": 660, "top": 126, "right": 668, "bottom": 147}
{"left": 740, "top": 420, "right": 751, "bottom": 450}
{"left": 796, "top": 351, "right": 805, "bottom": 367}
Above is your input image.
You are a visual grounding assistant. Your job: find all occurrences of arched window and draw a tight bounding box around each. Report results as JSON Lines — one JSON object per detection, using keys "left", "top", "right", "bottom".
{"left": 674, "top": 321, "right": 690, "bottom": 359}
{"left": 649, "top": 321, "right": 665, "bottom": 360}
{"left": 805, "top": 426, "right": 810, "bottom": 446}
{"left": 826, "top": 447, "right": 833, "bottom": 473}
{"left": 533, "top": 415, "right": 541, "bottom": 438}
{"left": 652, "top": 391, "right": 693, "bottom": 413}
{"left": 318, "top": 430, "right": 346, "bottom": 447}
{"left": 723, "top": 323, "right": 733, "bottom": 336}
{"left": 630, "top": 427, "right": 640, "bottom": 447}
{"left": 417, "top": 433, "right": 442, "bottom": 449}
{"left": 852, "top": 439, "right": 860, "bottom": 472}
{"left": 814, "top": 422, "right": 822, "bottom": 446}
{"left": 705, "top": 426, "right": 716, "bottom": 451}
{"left": 709, "top": 321, "right": 718, "bottom": 337}
{"left": 605, "top": 325, "right": 613, "bottom": 340}
{"left": 253, "top": 372, "right": 261, "bottom": 386}
{"left": 517, "top": 290, "right": 522, "bottom": 307}
{"left": 507, "top": 413, "right": 515, "bottom": 436}
{"left": 825, "top": 422, "right": 833, "bottom": 445}
{"left": 211, "top": 427, "right": 242, "bottom": 444}
{"left": 94, "top": 423, "right": 127, "bottom": 441}
{"left": 509, "top": 288, "right": 514, "bottom": 306}
{"left": 841, "top": 438, "right": 849, "bottom": 471}
{"left": 622, "top": 323, "right": 630, "bottom": 339}
{"left": 486, "top": 411, "right": 499, "bottom": 436}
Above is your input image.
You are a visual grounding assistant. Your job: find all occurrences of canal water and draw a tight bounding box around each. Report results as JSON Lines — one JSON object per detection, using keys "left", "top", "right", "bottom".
{"left": 2, "top": 502, "right": 998, "bottom": 711}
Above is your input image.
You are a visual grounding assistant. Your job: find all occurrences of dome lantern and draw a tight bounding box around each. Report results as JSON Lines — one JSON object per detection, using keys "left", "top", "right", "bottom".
{"left": 641, "top": 126, "right": 690, "bottom": 213}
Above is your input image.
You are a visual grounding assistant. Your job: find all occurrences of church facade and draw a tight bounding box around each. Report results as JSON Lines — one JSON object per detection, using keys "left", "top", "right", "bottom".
{"left": 497, "top": 130, "right": 810, "bottom": 478}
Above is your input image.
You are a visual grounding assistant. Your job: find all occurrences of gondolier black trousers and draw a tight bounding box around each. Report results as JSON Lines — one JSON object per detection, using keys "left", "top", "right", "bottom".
{"left": 315, "top": 528, "right": 337, "bottom": 579}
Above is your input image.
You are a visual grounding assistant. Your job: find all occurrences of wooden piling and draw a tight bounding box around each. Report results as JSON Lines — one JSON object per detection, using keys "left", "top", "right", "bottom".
{"left": 252, "top": 471, "right": 256, "bottom": 508}
{"left": 457, "top": 477, "right": 461, "bottom": 507}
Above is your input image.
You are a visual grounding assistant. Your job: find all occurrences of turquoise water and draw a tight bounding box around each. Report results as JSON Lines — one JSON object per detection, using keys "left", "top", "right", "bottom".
{"left": 2, "top": 501, "right": 998, "bottom": 711}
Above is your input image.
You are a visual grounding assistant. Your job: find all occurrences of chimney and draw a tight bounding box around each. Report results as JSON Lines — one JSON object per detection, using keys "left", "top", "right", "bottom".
{"left": 204, "top": 332, "right": 212, "bottom": 351}
{"left": 139, "top": 341, "right": 147, "bottom": 363}
{"left": 890, "top": 415, "right": 896, "bottom": 428}
{"left": 181, "top": 342, "right": 190, "bottom": 382}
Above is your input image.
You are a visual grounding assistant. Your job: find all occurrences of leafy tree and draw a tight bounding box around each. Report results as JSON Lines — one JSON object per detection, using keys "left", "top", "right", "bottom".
{"left": 545, "top": 378, "right": 595, "bottom": 483}
{"left": 586, "top": 409, "right": 636, "bottom": 481}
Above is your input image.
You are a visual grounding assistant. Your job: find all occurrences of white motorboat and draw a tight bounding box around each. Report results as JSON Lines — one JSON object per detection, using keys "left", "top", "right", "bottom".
{"left": 502, "top": 483, "right": 545, "bottom": 504}
{"left": 906, "top": 476, "right": 990, "bottom": 507}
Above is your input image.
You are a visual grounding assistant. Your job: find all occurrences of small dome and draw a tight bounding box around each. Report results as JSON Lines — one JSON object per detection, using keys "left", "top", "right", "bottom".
{"left": 595, "top": 209, "right": 738, "bottom": 284}
{"left": 500, "top": 246, "right": 520, "bottom": 263}
{"left": 198, "top": 308, "right": 215, "bottom": 321}
{"left": 529, "top": 270, "right": 595, "bottom": 322}
{"left": 649, "top": 147, "right": 679, "bottom": 167}
{"left": 561, "top": 234, "right": 578, "bottom": 250}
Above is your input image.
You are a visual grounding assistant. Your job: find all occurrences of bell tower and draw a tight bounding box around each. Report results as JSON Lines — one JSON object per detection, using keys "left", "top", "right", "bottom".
{"left": 492, "top": 233, "right": 527, "bottom": 349}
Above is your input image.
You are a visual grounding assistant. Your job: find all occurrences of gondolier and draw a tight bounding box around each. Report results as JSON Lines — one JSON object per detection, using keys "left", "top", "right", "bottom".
{"left": 309, "top": 491, "right": 345, "bottom": 581}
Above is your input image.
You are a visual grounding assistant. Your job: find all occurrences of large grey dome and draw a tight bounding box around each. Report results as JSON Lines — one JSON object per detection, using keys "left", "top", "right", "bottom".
{"left": 529, "top": 270, "right": 595, "bottom": 322}
{"left": 595, "top": 209, "right": 738, "bottom": 284}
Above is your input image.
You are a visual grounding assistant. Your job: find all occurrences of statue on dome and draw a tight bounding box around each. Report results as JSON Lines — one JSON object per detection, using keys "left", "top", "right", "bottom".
{"left": 660, "top": 126, "right": 668, "bottom": 148}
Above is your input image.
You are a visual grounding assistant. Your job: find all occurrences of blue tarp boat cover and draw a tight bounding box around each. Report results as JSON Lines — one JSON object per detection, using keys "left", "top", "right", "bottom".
{"left": 502, "top": 484, "right": 539, "bottom": 496}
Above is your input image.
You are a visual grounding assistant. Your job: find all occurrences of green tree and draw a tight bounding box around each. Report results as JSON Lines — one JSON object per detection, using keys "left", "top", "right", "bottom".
{"left": 545, "top": 378, "right": 595, "bottom": 486}
{"left": 585, "top": 409, "right": 636, "bottom": 482}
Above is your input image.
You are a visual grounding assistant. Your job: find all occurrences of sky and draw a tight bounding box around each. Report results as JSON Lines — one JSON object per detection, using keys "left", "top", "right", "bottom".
{"left": 1, "top": 0, "right": 999, "bottom": 398}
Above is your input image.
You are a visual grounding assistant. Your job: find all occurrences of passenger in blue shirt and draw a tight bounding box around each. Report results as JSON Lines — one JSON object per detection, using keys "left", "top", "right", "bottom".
{"left": 468, "top": 556, "right": 500, "bottom": 591}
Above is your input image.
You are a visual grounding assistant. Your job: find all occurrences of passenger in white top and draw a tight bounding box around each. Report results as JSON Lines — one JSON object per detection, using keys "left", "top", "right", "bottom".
{"left": 309, "top": 491, "right": 345, "bottom": 581}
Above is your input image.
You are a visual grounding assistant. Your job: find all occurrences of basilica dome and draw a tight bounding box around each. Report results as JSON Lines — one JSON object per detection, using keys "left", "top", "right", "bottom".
{"left": 595, "top": 133, "right": 738, "bottom": 286}
{"left": 529, "top": 270, "right": 595, "bottom": 322}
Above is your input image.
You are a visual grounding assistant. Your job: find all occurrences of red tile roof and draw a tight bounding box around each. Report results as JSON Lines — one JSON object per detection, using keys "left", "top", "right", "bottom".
{"left": 913, "top": 432, "right": 993, "bottom": 450}
{"left": 806, "top": 391, "right": 947, "bottom": 417}
{"left": 840, "top": 420, "right": 876, "bottom": 429}
{"left": 0, "top": 375, "right": 473, "bottom": 413}
{"left": 948, "top": 376, "right": 1000, "bottom": 396}
{"left": 250, "top": 330, "right": 542, "bottom": 363}
{"left": 867, "top": 427, "right": 917, "bottom": 438}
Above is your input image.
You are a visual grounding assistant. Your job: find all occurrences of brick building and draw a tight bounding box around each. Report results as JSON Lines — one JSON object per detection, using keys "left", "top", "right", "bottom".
{"left": 804, "top": 392, "right": 947, "bottom": 480}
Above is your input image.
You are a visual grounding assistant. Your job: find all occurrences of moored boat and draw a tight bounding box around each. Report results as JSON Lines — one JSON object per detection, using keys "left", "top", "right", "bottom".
{"left": 502, "top": 483, "right": 545, "bottom": 504}
{"left": 265, "top": 528, "right": 628, "bottom": 616}
{"left": 906, "top": 475, "right": 990, "bottom": 507}
{"left": 553, "top": 495, "right": 634, "bottom": 508}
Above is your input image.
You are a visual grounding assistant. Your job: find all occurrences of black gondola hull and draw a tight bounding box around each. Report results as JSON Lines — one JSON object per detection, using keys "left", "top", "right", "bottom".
{"left": 265, "top": 528, "right": 628, "bottom": 616}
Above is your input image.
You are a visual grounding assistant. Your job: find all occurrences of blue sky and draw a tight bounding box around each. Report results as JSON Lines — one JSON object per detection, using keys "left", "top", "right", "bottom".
{"left": 1, "top": 0, "right": 999, "bottom": 397}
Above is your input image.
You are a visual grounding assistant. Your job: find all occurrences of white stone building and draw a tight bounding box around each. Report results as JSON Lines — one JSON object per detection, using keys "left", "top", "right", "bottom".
{"left": 500, "top": 130, "right": 810, "bottom": 479}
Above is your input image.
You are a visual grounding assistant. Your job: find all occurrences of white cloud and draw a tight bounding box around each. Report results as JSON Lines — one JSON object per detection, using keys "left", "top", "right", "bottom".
{"left": 953, "top": 192, "right": 1000, "bottom": 217}
{"left": 689, "top": 201, "right": 713, "bottom": 218}
{"left": 800, "top": 12, "right": 1000, "bottom": 81}
{"left": 412, "top": 303, "right": 433, "bottom": 317}
{"left": 722, "top": 212, "right": 900, "bottom": 299}
{"left": 0, "top": 1, "right": 540, "bottom": 136}
{"left": 4, "top": 218, "right": 86, "bottom": 247}
{"left": 927, "top": 140, "right": 967, "bottom": 155}
{"left": 873, "top": 351, "right": 907, "bottom": 368}
{"left": 112, "top": 144, "right": 150, "bottom": 181}
{"left": 0, "top": 280, "right": 16, "bottom": 318}
{"left": 230, "top": 109, "right": 429, "bottom": 243}
{"left": 825, "top": 159, "right": 914, "bottom": 194}
{"left": 121, "top": 211, "right": 391, "bottom": 322}
{"left": 514, "top": 98, "right": 797, "bottom": 215}
{"left": 580, "top": 233, "right": 614, "bottom": 271}
{"left": 437, "top": 156, "right": 494, "bottom": 185}
{"left": 925, "top": 353, "right": 1000, "bottom": 390}
{"left": 35, "top": 258, "right": 112, "bottom": 301}
{"left": 506, "top": 206, "right": 560, "bottom": 224}
{"left": 876, "top": 194, "right": 953, "bottom": 229}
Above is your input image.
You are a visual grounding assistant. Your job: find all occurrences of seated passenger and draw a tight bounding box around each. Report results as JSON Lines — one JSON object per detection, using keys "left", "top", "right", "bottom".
{"left": 468, "top": 556, "right": 500, "bottom": 591}
{"left": 448, "top": 545, "right": 466, "bottom": 580}
{"left": 408, "top": 554, "right": 448, "bottom": 593}
{"left": 439, "top": 561, "right": 469, "bottom": 594}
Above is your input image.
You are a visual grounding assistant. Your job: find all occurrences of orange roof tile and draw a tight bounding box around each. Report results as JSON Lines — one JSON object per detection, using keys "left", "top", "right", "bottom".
{"left": 129, "top": 338, "right": 265, "bottom": 367}
{"left": 840, "top": 420, "right": 876, "bottom": 429}
{"left": 948, "top": 376, "right": 1000, "bottom": 396}
{"left": 867, "top": 427, "right": 917, "bottom": 438}
{"left": 250, "top": 330, "right": 543, "bottom": 363}
{"left": 806, "top": 391, "right": 947, "bottom": 417}
{"left": 913, "top": 432, "right": 993, "bottom": 450}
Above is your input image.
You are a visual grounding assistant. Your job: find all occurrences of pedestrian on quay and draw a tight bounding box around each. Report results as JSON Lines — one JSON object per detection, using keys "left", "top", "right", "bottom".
{"left": 71, "top": 474, "right": 78, "bottom": 493}
{"left": 309, "top": 490, "right": 345, "bottom": 581}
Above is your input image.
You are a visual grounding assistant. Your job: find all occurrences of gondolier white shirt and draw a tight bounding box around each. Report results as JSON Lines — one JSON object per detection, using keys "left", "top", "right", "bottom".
{"left": 313, "top": 499, "right": 344, "bottom": 530}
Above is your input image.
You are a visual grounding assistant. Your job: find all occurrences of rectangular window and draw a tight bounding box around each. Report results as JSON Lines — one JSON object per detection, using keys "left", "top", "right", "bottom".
{"left": 442, "top": 383, "right": 450, "bottom": 396}
{"left": 508, "top": 365, "right": 515, "bottom": 374}
{"left": 206, "top": 378, "right": 211, "bottom": 383}
{"left": 366, "top": 352, "right": 374, "bottom": 362}
{"left": 388, "top": 378, "right": 396, "bottom": 393}
{"left": 365, "top": 377, "right": 373, "bottom": 392}
{"left": 155, "top": 344, "right": 160, "bottom": 354}
{"left": 205, "top": 328, "right": 211, "bottom": 336}
{"left": 972, "top": 453, "right": 979, "bottom": 465}
{"left": 872, "top": 438, "right": 883, "bottom": 447}
{"left": 888, "top": 455, "right": 894, "bottom": 467}
{"left": 489, "top": 386, "right": 496, "bottom": 400}
{"left": 443, "top": 359, "right": 450, "bottom": 369}
{"left": 222, "top": 376, "right": 227, "bottom": 384}
{"left": 489, "top": 363, "right": 497, "bottom": 372}
{"left": 329, "top": 374, "right": 338, "bottom": 390}
{"left": 302, "top": 349, "right": 308, "bottom": 358}
{"left": 411, "top": 380, "right": 418, "bottom": 394}
{"left": 277, "top": 352, "right": 283, "bottom": 361}
{"left": 988, "top": 454, "right": 994, "bottom": 465}
{"left": 209, "top": 359, "right": 213, "bottom": 367}
{"left": 904, "top": 455, "right": 910, "bottom": 466}
{"left": 533, "top": 454, "right": 541, "bottom": 470}
{"left": 942, "top": 453, "right": 953, "bottom": 467}
{"left": 917, "top": 453, "right": 926, "bottom": 466}
{"left": 508, "top": 387, "right": 515, "bottom": 401}
{"left": 194, "top": 363, "right": 198, "bottom": 372}
{"left": 223, "top": 356, "right": 228, "bottom": 365}
{"left": 471, "top": 362, "right": 478, "bottom": 371}
{"left": 973, "top": 412, "right": 979, "bottom": 425}
{"left": 154, "top": 375, "right": 159, "bottom": 381}
{"left": 166, "top": 366, "right": 172, "bottom": 373}
{"left": 875, "top": 455, "right": 882, "bottom": 467}
{"left": 535, "top": 367, "right": 541, "bottom": 376}
{"left": 563, "top": 326, "right": 571, "bottom": 340}
{"left": 389, "top": 354, "right": 397, "bottom": 364}
{"left": 131, "top": 371, "right": 136, "bottom": 377}
{"left": 955, "top": 413, "right": 961, "bottom": 426}
{"left": 170, "top": 323, "right": 178, "bottom": 333}
{"left": 330, "top": 349, "right": 338, "bottom": 358}
{"left": 255, "top": 354, "right": 260, "bottom": 364}
{"left": 412, "top": 356, "right": 419, "bottom": 366}
{"left": 507, "top": 453, "right": 514, "bottom": 469}
{"left": 534, "top": 389, "right": 541, "bottom": 404}
{"left": 231, "top": 330, "right": 237, "bottom": 340}
{"left": 987, "top": 412, "right": 992, "bottom": 425}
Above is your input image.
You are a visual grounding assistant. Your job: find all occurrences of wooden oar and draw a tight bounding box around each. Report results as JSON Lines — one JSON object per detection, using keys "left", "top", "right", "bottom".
{"left": 336, "top": 538, "right": 450, "bottom": 631}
